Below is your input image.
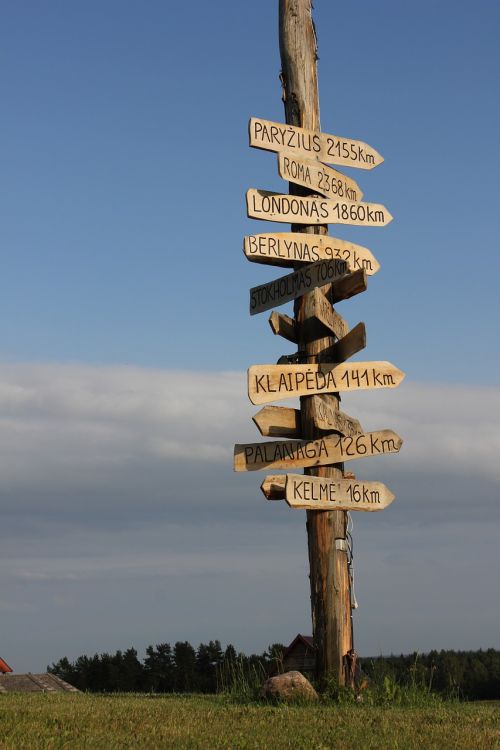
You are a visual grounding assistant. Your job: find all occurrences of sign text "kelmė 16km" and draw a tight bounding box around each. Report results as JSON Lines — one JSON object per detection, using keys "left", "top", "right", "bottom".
{"left": 284, "top": 474, "right": 395, "bottom": 512}
{"left": 249, "top": 117, "right": 384, "bottom": 170}
{"left": 247, "top": 190, "right": 393, "bottom": 227}
{"left": 249, "top": 257, "right": 349, "bottom": 315}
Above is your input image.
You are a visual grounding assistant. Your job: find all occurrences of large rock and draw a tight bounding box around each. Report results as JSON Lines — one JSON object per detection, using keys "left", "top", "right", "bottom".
{"left": 260, "top": 671, "right": 318, "bottom": 702}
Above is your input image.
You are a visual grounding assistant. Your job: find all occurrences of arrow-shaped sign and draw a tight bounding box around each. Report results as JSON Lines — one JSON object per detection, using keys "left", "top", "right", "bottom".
{"left": 278, "top": 153, "right": 363, "bottom": 201}
{"left": 234, "top": 429, "right": 403, "bottom": 472}
{"left": 248, "top": 361, "right": 405, "bottom": 405}
{"left": 250, "top": 258, "right": 349, "bottom": 315}
{"left": 253, "top": 405, "right": 301, "bottom": 438}
{"left": 247, "top": 190, "right": 393, "bottom": 228}
{"left": 284, "top": 474, "right": 395, "bottom": 511}
{"left": 243, "top": 232, "right": 380, "bottom": 275}
{"left": 249, "top": 117, "right": 384, "bottom": 170}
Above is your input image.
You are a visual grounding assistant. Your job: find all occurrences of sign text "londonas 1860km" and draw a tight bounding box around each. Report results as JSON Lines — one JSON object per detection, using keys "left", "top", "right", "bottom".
{"left": 248, "top": 362, "right": 405, "bottom": 405}
{"left": 284, "top": 474, "right": 395, "bottom": 512}
{"left": 233, "top": 429, "right": 403, "bottom": 472}
{"left": 250, "top": 257, "right": 348, "bottom": 315}
{"left": 247, "top": 190, "right": 393, "bottom": 227}
{"left": 249, "top": 117, "right": 383, "bottom": 170}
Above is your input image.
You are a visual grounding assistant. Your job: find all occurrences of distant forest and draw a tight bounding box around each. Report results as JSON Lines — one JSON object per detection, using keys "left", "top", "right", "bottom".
{"left": 48, "top": 642, "right": 500, "bottom": 700}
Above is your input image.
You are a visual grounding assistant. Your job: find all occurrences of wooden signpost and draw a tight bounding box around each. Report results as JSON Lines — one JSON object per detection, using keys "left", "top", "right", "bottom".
{"left": 248, "top": 361, "right": 405, "bottom": 404}
{"left": 243, "top": 232, "right": 380, "bottom": 275}
{"left": 278, "top": 153, "right": 363, "bottom": 202}
{"left": 249, "top": 116, "right": 384, "bottom": 170}
{"left": 233, "top": 0, "right": 404, "bottom": 688}
{"left": 247, "top": 189, "right": 393, "bottom": 227}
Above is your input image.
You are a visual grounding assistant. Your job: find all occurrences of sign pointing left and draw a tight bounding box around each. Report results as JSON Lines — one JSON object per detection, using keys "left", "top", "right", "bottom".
{"left": 250, "top": 257, "right": 349, "bottom": 315}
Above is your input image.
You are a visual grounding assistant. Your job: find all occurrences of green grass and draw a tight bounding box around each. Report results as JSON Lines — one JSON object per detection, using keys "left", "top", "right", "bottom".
{"left": 0, "top": 694, "right": 498, "bottom": 749}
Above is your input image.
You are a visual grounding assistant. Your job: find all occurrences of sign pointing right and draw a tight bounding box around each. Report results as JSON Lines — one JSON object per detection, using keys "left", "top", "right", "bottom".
{"left": 285, "top": 474, "right": 395, "bottom": 511}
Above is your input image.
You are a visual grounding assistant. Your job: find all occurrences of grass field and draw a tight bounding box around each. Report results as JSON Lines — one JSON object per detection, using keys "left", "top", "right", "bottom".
{"left": 0, "top": 694, "right": 498, "bottom": 749}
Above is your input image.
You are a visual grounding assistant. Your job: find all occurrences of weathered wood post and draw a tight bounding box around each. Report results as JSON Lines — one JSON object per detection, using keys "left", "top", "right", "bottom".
{"left": 279, "top": 0, "right": 352, "bottom": 685}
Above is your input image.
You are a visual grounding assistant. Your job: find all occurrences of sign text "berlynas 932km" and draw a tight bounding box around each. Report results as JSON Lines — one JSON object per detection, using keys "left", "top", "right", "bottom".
{"left": 247, "top": 189, "right": 393, "bottom": 227}
{"left": 250, "top": 257, "right": 348, "bottom": 315}
{"left": 249, "top": 117, "right": 384, "bottom": 170}
{"left": 243, "top": 232, "right": 380, "bottom": 274}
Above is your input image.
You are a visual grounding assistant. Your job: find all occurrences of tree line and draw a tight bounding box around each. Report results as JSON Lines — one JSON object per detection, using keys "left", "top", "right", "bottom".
{"left": 48, "top": 641, "right": 283, "bottom": 694}
{"left": 48, "top": 643, "right": 500, "bottom": 699}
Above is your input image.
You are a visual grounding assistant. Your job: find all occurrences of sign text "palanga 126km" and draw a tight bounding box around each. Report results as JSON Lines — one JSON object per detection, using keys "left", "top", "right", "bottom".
{"left": 234, "top": 429, "right": 403, "bottom": 472}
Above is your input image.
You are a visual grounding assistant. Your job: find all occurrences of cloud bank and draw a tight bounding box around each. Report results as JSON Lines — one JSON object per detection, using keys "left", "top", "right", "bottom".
{"left": 0, "top": 362, "right": 498, "bottom": 671}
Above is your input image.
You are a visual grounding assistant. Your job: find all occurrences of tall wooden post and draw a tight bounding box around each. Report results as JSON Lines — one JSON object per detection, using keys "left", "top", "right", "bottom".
{"left": 279, "top": 0, "right": 352, "bottom": 685}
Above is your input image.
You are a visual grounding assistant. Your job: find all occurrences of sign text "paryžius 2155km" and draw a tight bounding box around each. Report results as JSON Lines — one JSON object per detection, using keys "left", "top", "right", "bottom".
{"left": 248, "top": 361, "right": 405, "bottom": 404}
{"left": 249, "top": 117, "right": 383, "bottom": 170}
{"left": 249, "top": 257, "right": 348, "bottom": 315}
{"left": 247, "top": 189, "right": 393, "bottom": 227}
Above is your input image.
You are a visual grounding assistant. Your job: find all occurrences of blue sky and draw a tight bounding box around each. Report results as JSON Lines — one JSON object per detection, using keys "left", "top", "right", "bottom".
{"left": 0, "top": 1, "right": 499, "bottom": 672}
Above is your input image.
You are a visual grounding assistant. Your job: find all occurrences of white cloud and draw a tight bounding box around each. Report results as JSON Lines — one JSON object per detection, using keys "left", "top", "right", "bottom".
{"left": 0, "top": 363, "right": 498, "bottom": 492}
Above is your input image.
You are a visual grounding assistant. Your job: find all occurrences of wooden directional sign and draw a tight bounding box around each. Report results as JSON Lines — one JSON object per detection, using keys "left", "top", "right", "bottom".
{"left": 285, "top": 474, "right": 395, "bottom": 511}
{"left": 330, "top": 269, "right": 367, "bottom": 304}
{"left": 304, "top": 287, "right": 349, "bottom": 340}
{"left": 248, "top": 361, "right": 405, "bottom": 405}
{"left": 269, "top": 312, "right": 297, "bottom": 343}
{"left": 250, "top": 258, "right": 348, "bottom": 315}
{"left": 234, "top": 429, "right": 403, "bottom": 472}
{"left": 249, "top": 117, "right": 384, "bottom": 170}
{"left": 278, "top": 153, "right": 363, "bottom": 202}
{"left": 243, "top": 232, "right": 380, "bottom": 275}
{"left": 247, "top": 190, "right": 393, "bottom": 228}
{"left": 260, "top": 474, "right": 287, "bottom": 500}
{"left": 253, "top": 406, "right": 301, "bottom": 438}
{"left": 311, "top": 395, "right": 363, "bottom": 436}
{"left": 319, "top": 322, "right": 366, "bottom": 364}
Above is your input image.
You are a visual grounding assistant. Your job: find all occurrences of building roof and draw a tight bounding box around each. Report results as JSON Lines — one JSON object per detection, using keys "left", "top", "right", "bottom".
{"left": 0, "top": 658, "right": 12, "bottom": 674}
{"left": 0, "top": 673, "right": 79, "bottom": 694}
{"left": 283, "top": 634, "right": 315, "bottom": 657}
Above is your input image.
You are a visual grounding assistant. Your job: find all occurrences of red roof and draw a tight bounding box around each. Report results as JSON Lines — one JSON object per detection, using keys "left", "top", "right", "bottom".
{"left": 0, "top": 658, "right": 13, "bottom": 674}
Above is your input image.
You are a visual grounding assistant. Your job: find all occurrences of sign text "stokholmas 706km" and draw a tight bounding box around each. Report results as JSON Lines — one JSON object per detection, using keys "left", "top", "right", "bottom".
{"left": 249, "top": 257, "right": 348, "bottom": 315}
{"left": 247, "top": 189, "right": 393, "bottom": 227}
{"left": 249, "top": 117, "right": 384, "bottom": 170}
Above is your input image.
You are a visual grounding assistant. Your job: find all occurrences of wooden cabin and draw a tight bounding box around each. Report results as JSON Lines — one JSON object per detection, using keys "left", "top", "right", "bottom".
{"left": 282, "top": 634, "right": 316, "bottom": 676}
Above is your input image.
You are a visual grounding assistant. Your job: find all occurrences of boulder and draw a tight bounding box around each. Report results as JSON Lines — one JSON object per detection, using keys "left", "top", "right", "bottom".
{"left": 260, "top": 671, "right": 318, "bottom": 702}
